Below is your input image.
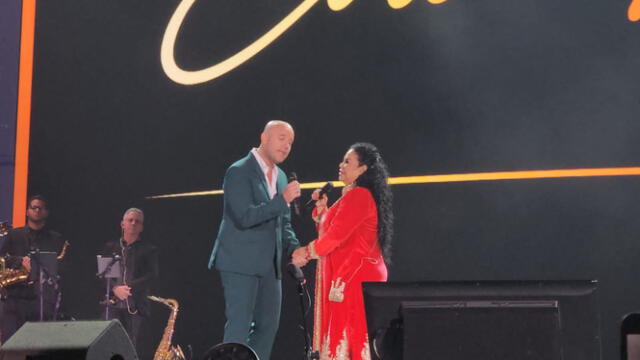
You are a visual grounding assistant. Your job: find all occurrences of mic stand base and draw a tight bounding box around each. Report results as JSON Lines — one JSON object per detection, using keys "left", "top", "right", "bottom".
{"left": 296, "top": 282, "right": 320, "bottom": 360}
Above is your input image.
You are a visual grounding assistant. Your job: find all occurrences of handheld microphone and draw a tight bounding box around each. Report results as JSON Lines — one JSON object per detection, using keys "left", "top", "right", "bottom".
{"left": 305, "top": 182, "right": 334, "bottom": 207}
{"left": 286, "top": 262, "right": 306, "bottom": 284}
{"left": 288, "top": 172, "right": 301, "bottom": 217}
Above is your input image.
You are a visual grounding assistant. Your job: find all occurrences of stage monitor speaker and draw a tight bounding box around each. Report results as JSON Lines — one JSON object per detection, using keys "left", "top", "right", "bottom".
{"left": 402, "top": 300, "right": 562, "bottom": 360}
{"left": 0, "top": 320, "right": 137, "bottom": 360}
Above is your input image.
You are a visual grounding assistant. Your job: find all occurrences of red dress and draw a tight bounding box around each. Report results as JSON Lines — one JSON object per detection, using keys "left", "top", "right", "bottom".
{"left": 309, "top": 186, "right": 388, "bottom": 360}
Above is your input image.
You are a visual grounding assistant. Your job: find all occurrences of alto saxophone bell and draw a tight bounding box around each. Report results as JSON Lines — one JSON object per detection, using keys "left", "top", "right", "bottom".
{"left": 149, "top": 295, "right": 186, "bottom": 360}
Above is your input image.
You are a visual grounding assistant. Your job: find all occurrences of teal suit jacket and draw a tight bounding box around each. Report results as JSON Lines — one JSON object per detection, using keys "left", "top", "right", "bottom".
{"left": 208, "top": 152, "right": 299, "bottom": 279}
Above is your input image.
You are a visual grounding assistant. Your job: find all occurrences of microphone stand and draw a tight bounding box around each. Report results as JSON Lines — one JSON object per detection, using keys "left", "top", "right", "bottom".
{"left": 97, "top": 255, "right": 121, "bottom": 320}
{"left": 295, "top": 278, "right": 319, "bottom": 360}
{"left": 29, "top": 250, "right": 60, "bottom": 321}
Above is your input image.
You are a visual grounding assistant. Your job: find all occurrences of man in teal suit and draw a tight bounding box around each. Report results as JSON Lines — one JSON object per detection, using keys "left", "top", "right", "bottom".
{"left": 208, "top": 120, "right": 305, "bottom": 360}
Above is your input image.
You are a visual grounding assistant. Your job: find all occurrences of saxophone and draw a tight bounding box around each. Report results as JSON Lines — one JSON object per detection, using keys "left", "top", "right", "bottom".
{"left": 0, "top": 240, "right": 69, "bottom": 290}
{"left": 0, "top": 258, "right": 29, "bottom": 289}
{"left": 148, "top": 296, "right": 186, "bottom": 360}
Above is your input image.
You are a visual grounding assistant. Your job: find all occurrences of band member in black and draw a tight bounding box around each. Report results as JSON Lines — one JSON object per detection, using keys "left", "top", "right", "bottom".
{"left": 103, "top": 207, "right": 158, "bottom": 350}
{"left": 0, "top": 195, "right": 67, "bottom": 343}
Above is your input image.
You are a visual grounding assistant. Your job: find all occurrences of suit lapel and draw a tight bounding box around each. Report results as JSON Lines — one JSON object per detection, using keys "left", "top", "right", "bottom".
{"left": 275, "top": 167, "right": 284, "bottom": 275}
{"left": 248, "top": 152, "right": 270, "bottom": 198}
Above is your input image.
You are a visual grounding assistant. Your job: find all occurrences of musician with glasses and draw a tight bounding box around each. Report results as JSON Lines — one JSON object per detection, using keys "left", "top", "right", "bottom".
{"left": 0, "top": 195, "right": 67, "bottom": 343}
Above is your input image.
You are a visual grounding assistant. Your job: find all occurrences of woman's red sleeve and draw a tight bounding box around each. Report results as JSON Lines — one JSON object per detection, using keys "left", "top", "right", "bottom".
{"left": 313, "top": 187, "right": 374, "bottom": 257}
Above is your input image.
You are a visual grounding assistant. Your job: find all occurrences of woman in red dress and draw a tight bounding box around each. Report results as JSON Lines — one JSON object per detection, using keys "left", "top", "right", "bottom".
{"left": 294, "top": 143, "right": 393, "bottom": 360}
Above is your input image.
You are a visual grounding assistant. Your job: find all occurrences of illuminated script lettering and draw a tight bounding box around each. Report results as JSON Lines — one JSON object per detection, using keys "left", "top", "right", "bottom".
{"left": 160, "top": 0, "right": 448, "bottom": 85}
{"left": 161, "top": 0, "right": 636, "bottom": 86}
{"left": 630, "top": 0, "right": 640, "bottom": 21}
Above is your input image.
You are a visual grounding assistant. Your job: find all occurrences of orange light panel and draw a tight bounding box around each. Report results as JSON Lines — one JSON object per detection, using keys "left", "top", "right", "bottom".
{"left": 12, "top": 0, "right": 36, "bottom": 226}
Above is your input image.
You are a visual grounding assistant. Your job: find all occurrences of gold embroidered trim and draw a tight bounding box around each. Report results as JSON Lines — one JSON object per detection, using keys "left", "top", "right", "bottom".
{"left": 361, "top": 334, "right": 371, "bottom": 360}
{"left": 334, "top": 329, "right": 349, "bottom": 360}
{"left": 320, "top": 329, "right": 372, "bottom": 360}
{"left": 308, "top": 240, "right": 320, "bottom": 259}
{"left": 320, "top": 333, "right": 332, "bottom": 360}
{"left": 313, "top": 258, "right": 324, "bottom": 351}
{"left": 328, "top": 277, "right": 346, "bottom": 302}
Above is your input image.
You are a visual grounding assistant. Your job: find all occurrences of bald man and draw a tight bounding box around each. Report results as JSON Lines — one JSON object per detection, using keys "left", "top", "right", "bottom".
{"left": 208, "top": 121, "right": 304, "bottom": 360}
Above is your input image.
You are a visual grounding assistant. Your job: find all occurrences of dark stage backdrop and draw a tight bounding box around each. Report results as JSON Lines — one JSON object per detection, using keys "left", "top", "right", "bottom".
{"left": 25, "top": 0, "right": 640, "bottom": 358}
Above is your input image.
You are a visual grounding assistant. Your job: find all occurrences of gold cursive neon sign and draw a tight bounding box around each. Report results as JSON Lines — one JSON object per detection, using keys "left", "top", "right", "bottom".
{"left": 160, "top": 0, "right": 449, "bottom": 85}
{"left": 630, "top": 0, "right": 640, "bottom": 21}
{"left": 161, "top": 0, "right": 637, "bottom": 85}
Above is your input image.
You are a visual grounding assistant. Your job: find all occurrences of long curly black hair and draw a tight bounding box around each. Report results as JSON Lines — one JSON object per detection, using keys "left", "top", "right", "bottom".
{"left": 350, "top": 142, "right": 394, "bottom": 264}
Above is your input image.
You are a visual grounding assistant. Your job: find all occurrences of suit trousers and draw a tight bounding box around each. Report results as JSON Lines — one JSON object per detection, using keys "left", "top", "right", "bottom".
{"left": 105, "top": 307, "right": 143, "bottom": 351}
{"left": 220, "top": 267, "right": 281, "bottom": 360}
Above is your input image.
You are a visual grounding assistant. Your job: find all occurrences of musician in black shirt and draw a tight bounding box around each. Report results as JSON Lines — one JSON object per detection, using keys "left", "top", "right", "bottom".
{"left": 0, "top": 195, "right": 67, "bottom": 343}
{"left": 103, "top": 207, "right": 158, "bottom": 350}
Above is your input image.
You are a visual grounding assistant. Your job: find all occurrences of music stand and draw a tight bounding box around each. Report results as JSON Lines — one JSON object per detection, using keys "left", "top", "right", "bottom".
{"left": 97, "top": 255, "right": 122, "bottom": 320}
{"left": 28, "top": 251, "right": 58, "bottom": 321}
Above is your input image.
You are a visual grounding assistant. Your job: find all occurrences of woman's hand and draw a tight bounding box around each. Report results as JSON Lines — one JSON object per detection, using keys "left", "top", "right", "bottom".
{"left": 312, "top": 189, "right": 328, "bottom": 211}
